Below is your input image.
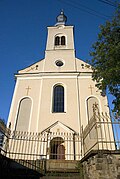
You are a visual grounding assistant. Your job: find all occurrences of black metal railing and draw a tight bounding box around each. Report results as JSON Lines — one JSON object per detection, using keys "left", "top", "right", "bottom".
{"left": 82, "top": 112, "right": 119, "bottom": 156}
{"left": 0, "top": 112, "right": 120, "bottom": 173}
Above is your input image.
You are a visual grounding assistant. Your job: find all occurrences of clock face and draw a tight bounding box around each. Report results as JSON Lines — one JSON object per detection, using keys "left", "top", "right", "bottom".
{"left": 55, "top": 60, "right": 64, "bottom": 67}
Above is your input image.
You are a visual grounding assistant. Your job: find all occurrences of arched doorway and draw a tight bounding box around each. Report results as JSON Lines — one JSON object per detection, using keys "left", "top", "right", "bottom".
{"left": 50, "top": 137, "right": 65, "bottom": 160}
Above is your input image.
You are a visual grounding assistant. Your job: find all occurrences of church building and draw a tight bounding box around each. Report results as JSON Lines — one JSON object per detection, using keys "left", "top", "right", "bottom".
{"left": 7, "top": 11, "right": 114, "bottom": 160}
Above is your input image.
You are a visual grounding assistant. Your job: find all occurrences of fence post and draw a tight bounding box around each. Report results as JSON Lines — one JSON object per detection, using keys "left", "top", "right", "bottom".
{"left": 73, "top": 133, "right": 76, "bottom": 160}
{"left": 81, "top": 125, "right": 84, "bottom": 157}
{"left": 46, "top": 130, "right": 51, "bottom": 159}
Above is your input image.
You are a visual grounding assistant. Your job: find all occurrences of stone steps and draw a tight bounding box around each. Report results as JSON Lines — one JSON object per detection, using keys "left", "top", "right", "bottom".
{"left": 46, "top": 159, "right": 79, "bottom": 173}
{"left": 42, "top": 175, "right": 81, "bottom": 179}
{"left": 40, "top": 160, "right": 82, "bottom": 178}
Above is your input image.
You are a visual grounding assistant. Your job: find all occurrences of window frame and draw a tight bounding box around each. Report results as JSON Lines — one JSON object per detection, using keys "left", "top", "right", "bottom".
{"left": 54, "top": 35, "right": 66, "bottom": 46}
{"left": 61, "top": 36, "right": 66, "bottom": 45}
{"left": 52, "top": 85, "right": 65, "bottom": 113}
{"left": 55, "top": 36, "right": 60, "bottom": 45}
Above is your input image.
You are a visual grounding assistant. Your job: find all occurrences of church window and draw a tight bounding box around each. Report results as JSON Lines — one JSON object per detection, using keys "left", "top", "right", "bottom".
{"left": 61, "top": 36, "right": 65, "bottom": 45}
{"left": 55, "top": 36, "right": 60, "bottom": 45}
{"left": 15, "top": 97, "right": 32, "bottom": 131}
{"left": 53, "top": 85, "right": 64, "bottom": 112}
{"left": 54, "top": 35, "right": 66, "bottom": 46}
{"left": 55, "top": 60, "right": 64, "bottom": 67}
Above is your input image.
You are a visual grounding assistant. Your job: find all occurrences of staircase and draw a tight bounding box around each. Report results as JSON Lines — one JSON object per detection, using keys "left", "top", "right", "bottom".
{"left": 0, "top": 153, "right": 43, "bottom": 179}
{"left": 0, "top": 153, "right": 83, "bottom": 179}
{"left": 41, "top": 160, "right": 82, "bottom": 179}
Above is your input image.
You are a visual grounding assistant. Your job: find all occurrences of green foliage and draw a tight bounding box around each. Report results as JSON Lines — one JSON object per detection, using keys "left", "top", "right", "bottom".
{"left": 90, "top": 4, "right": 120, "bottom": 117}
{"left": 76, "top": 161, "right": 84, "bottom": 178}
{"left": 0, "top": 117, "right": 6, "bottom": 126}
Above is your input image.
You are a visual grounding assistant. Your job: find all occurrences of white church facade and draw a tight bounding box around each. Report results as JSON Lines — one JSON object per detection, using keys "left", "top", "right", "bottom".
{"left": 7, "top": 11, "right": 115, "bottom": 160}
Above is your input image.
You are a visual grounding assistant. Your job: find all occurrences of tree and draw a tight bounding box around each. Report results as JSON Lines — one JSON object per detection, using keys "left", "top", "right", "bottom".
{"left": 90, "top": 4, "right": 120, "bottom": 117}
{"left": 0, "top": 118, "right": 6, "bottom": 126}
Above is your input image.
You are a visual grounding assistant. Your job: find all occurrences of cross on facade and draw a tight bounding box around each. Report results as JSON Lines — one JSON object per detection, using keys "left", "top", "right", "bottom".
{"left": 88, "top": 85, "right": 94, "bottom": 95}
{"left": 26, "top": 86, "right": 31, "bottom": 96}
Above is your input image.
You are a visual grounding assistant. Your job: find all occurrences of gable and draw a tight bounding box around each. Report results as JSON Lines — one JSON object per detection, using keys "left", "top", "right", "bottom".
{"left": 41, "top": 121, "right": 77, "bottom": 134}
{"left": 18, "top": 57, "right": 93, "bottom": 75}
{"left": 76, "top": 58, "right": 93, "bottom": 72}
{"left": 18, "top": 59, "right": 44, "bottom": 74}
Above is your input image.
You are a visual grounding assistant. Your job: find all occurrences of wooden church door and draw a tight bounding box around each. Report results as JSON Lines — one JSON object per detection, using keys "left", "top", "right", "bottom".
{"left": 57, "top": 144, "right": 65, "bottom": 160}
{"left": 50, "top": 137, "right": 65, "bottom": 160}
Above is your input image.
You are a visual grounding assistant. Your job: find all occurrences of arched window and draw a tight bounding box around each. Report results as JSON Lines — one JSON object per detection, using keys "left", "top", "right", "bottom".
{"left": 53, "top": 85, "right": 64, "bottom": 112}
{"left": 54, "top": 35, "right": 66, "bottom": 46}
{"left": 15, "top": 97, "right": 32, "bottom": 131}
{"left": 87, "top": 97, "right": 100, "bottom": 121}
{"left": 61, "top": 36, "right": 65, "bottom": 45}
{"left": 55, "top": 36, "right": 60, "bottom": 45}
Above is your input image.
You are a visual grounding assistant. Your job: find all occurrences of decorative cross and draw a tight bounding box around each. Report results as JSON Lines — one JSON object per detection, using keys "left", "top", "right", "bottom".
{"left": 26, "top": 86, "right": 31, "bottom": 96}
{"left": 88, "top": 85, "right": 94, "bottom": 95}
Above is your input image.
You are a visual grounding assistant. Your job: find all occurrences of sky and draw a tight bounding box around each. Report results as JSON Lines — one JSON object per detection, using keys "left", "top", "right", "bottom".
{"left": 0, "top": 0, "right": 119, "bottom": 123}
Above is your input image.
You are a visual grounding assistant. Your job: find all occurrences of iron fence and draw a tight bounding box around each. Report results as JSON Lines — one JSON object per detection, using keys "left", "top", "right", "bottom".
{"left": 82, "top": 112, "right": 119, "bottom": 156}
{"left": 0, "top": 127, "right": 81, "bottom": 172}
{"left": 0, "top": 112, "right": 120, "bottom": 172}
{"left": 5, "top": 131, "right": 81, "bottom": 161}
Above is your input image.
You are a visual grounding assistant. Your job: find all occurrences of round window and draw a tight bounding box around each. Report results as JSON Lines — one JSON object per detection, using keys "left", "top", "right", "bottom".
{"left": 55, "top": 60, "right": 64, "bottom": 67}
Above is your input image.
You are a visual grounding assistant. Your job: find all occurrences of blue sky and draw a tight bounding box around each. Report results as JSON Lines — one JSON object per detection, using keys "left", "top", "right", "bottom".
{"left": 0, "top": 0, "right": 119, "bottom": 122}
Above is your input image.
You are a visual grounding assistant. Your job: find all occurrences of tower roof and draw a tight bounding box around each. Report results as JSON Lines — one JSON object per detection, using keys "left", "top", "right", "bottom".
{"left": 55, "top": 10, "right": 67, "bottom": 26}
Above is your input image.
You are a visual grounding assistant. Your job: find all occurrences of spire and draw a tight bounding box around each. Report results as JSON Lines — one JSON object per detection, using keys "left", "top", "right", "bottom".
{"left": 55, "top": 10, "right": 67, "bottom": 26}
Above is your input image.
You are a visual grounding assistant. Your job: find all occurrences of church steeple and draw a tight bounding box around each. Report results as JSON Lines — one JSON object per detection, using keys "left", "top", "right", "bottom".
{"left": 46, "top": 11, "right": 74, "bottom": 52}
{"left": 55, "top": 10, "right": 67, "bottom": 26}
{"left": 45, "top": 11, "right": 76, "bottom": 72}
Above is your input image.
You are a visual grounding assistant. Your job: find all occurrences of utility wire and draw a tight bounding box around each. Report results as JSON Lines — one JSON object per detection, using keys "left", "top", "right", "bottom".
{"left": 98, "top": 0, "right": 118, "bottom": 7}
{"left": 66, "top": 0, "right": 111, "bottom": 18}
{"left": 103, "top": 0, "right": 119, "bottom": 5}
{"left": 57, "top": 0, "right": 110, "bottom": 19}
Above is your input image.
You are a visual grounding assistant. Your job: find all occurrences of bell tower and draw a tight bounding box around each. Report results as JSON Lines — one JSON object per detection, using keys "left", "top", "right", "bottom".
{"left": 44, "top": 10, "right": 76, "bottom": 72}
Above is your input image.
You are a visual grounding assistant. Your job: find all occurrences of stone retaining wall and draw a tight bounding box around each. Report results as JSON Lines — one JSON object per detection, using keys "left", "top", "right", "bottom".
{"left": 81, "top": 150, "right": 120, "bottom": 179}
